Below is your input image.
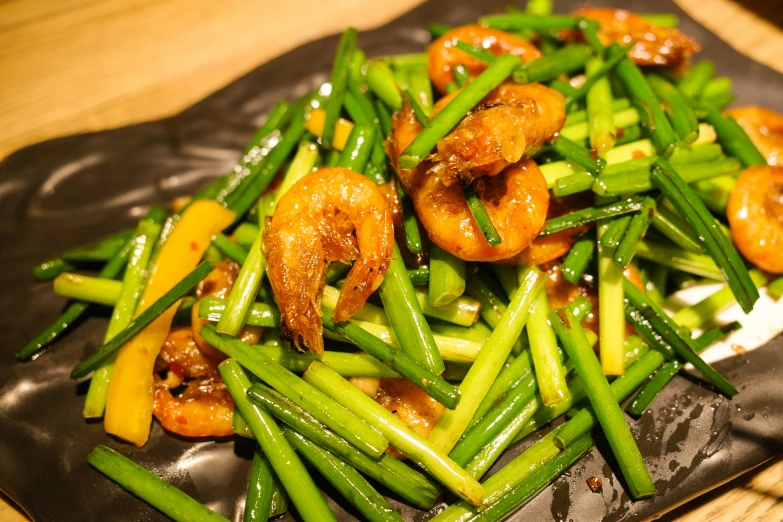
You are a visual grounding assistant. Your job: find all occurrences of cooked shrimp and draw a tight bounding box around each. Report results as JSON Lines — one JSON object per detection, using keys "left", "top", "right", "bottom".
{"left": 154, "top": 327, "right": 220, "bottom": 380}
{"left": 570, "top": 8, "right": 699, "bottom": 69}
{"left": 429, "top": 25, "right": 541, "bottom": 94}
{"left": 388, "top": 100, "right": 549, "bottom": 262}
{"left": 724, "top": 106, "right": 783, "bottom": 166}
{"left": 502, "top": 195, "right": 591, "bottom": 266}
{"left": 263, "top": 168, "right": 394, "bottom": 353}
{"left": 153, "top": 372, "right": 234, "bottom": 438}
{"left": 428, "top": 83, "right": 566, "bottom": 187}
{"left": 377, "top": 181, "right": 428, "bottom": 267}
{"left": 350, "top": 377, "right": 445, "bottom": 459}
{"left": 727, "top": 166, "right": 783, "bottom": 273}
{"left": 191, "top": 260, "right": 262, "bottom": 359}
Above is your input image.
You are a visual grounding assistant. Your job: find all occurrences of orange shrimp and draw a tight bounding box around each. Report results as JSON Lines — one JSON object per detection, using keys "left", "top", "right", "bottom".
{"left": 501, "top": 194, "right": 592, "bottom": 266}
{"left": 428, "top": 83, "right": 565, "bottom": 187}
{"left": 153, "top": 372, "right": 234, "bottom": 438}
{"left": 428, "top": 25, "right": 541, "bottom": 94}
{"left": 190, "top": 260, "right": 262, "bottom": 359}
{"left": 350, "top": 377, "right": 445, "bottom": 459}
{"left": 727, "top": 166, "right": 783, "bottom": 273}
{"left": 570, "top": 8, "right": 699, "bottom": 69}
{"left": 263, "top": 168, "right": 394, "bottom": 353}
{"left": 388, "top": 98, "right": 550, "bottom": 262}
{"left": 724, "top": 106, "right": 783, "bottom": 166}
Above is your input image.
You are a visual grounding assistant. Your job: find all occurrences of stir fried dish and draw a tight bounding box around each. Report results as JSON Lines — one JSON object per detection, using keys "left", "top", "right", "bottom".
{"left": 18, "top": 1, "right": 783, "bottom": 521}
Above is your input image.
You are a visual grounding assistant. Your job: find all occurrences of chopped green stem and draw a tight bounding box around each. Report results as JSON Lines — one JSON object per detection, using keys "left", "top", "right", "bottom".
{"left": 379, "top": 243, "right": 445, "bottom": 373}
{"left": 596, "top": 215, "right": 626, "bottom": 376}
{"left": 408, "top": 265, "right": 430, "bottom": 286}
{"left": 649, "top": 204, "right": 703, "bottom": 253}
{"left": 576, "top": 17, "right": 604, "bottom": 54}
{"left": 453, "top": 40, "right": 497, "bottom": 64}
{"left": 429, "top": 244, "right": 467, "bottom": 306}
{"left": 702, "top": 77, "right": 734, "bottom": 109}
{"left": 626, "top": 360, "right": 682, "bottom": 416}
{"left": 585, "top": 54, "right": 616, "bottom": 155}
{"left": 428, "top": 266, "right": 543, "bottom": 454}
{"left": 678, "top": 60, "right": 715, "bottom": 100}
{"left": 321, "top": 308, "right": 460, "bottom": 408}
{"left": 540, "top": 195, "right": 646, "bottom": 236}
{"left": 624, "top": 278, "right": 738, "bottom": 396}
{"left": 553, "top": 172, "right": 595, "bottom": 196}
{"left": 87, "top": 445, "right": 230, "bottom": 522}
{"left": 565, "top": 98, "right": 630, "bottom": 126}
{"left": 614, "top": 196, "right": 656, "bottom": 268}
{"left": 560, "top": 107, "right": 641, "bottom": 146}
{"left": 83, "top": 212, "right": 165, "bottom": 418}
{"left": 33, "top": 257, "right": 76, "bottom": 282}
{"left": 599, "top": 215, "right": 633, "bottom": 249}
{"left": 647, "top": 73, "right": 700, "bottom": 143}
{"left": 695, "top": 321, "right": 742, "bottom": 348}
{"left": 219, "top": 361, "right": 336, "bottom": 522}
{"left": 59, "top": 229, "right": 135, "bottom": 263}
{"left": 232, "top": 222, "right": 261, "bottom": 247}
{"left": 703, "top": 108, "right": 767, "bottom": 167}
{"left": 550, "top": 306, "right": 656, "bottom": 499}
{"left": 635, "top": 240, "right": 723, "bottom": 279}
{"left": 562, "top": 236, "right": 596, "bottom": 285}
{"left": 283, "top": 430, "right": 404, "bottom": 522}
{"left": 322, "top": 28, "right": 357, "bottom": 149}
{"left": 453, "top": 64, "right": 470, "bottom": 87}
{"left": 367, "top": 61, "right": 403, "bottom": 111}
{"left": 247, "top": 383, "right": 441, "bottom": 509}
{"left": 512, "top": 44, "right": 591, "bottom": 84}
{"left": 197, "top": 297, "right": 280, "bottom": 327}
{"left": 19, "top": 233, "right": 135, "bottom": 361}
{"left": 479, "top": 13, "right": 577, "bottom": 30}
{"left": 673, "top": 270, "right": 766, "bottom": 328}
{"left": 303, "top": 361, "right": 485, "bottom": 506}
{"left": 399, "top": 183, "right": 424, "bottom": 254}
{"left": 399, "top": 54, "right": 521, "bottom": 169}
{"left": 212, "top": 233, "right": 249, "bottom": 264}
{"left": 449, "top": 373, "right": 538, "bottom": 467}
{"left": 244, "top": 448, "right": 275, "bottom": 522}
{"left": 338, "top": 124, "right": 376, "bottom": 172}
{"left": 652, "top": 157, "right": 759, "bottom": 313}
{"left": 203, "top": 326, "right": 389, "bottom": 457}
{"left": 528, "top": 288, "right": 570, "bottom": 406}
{"left": 565, "top": 43, "right": 630, "bottom": 109}
{"left": 614, "top": 57, "right": 678, "bottom": 157}
{"left": 472, "top": 434, "right": 594, "bottom": 522}
{"left": 70, "top": 261, "right": 214, "bottom": 379}
{"left": 768, "top": 276, "right": 783, "bottom": 300}
{"left": 549, "top": 136, "right": 605, "bottom": 176}
{"left": 463, "top": 184, "right": 502, "bottom": 246}
{"left": 53, "top": 273, "right": 121, "bottom": 306}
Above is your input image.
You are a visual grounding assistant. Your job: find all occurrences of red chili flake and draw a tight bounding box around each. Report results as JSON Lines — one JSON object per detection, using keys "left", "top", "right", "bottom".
{"left": 170, "top": 360, "right": 185, "bottom": 379}
{"left": 731, "top": 344, "right": 747, "bottom": 356}
{"left": 587, "top": 475, "right": 602, "bottom": 493}
{"left": 631, "top": 150, "right": 647, "bottom": 159}
{"left": 176, "top": 415, "right": 188, "bottom": 425}
{"left": 615, "top": 127, "right": 625, "bottom": 138}
{"left": 190, "top": 241, "right": 199, "bottom": 251}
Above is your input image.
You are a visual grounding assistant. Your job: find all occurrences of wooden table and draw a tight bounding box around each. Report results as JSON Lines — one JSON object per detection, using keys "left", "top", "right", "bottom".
{"left": 1, "top": 0, "right": 782, "bottom": 520}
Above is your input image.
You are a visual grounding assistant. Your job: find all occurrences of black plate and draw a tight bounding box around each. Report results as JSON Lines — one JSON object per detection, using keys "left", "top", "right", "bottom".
{"left": 1, "top": 1, "right": 782, "bottom": 520}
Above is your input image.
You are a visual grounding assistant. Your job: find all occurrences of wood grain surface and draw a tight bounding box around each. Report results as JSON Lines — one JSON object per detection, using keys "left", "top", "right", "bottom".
{"left": 1, "top": 0, "right": 782, "bottom": 520}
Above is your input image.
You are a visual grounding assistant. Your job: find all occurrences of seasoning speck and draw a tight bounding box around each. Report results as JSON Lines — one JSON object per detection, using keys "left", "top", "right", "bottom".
{"left": 587, "top": 475, "right": 602, "bottom": 493}
{"left": 731, "top": 344, "right": 747, "bottom": 355}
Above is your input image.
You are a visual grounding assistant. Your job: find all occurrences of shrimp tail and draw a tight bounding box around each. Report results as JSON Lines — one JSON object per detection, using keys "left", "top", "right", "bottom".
{"left": 263, "top": 222, "right": 327, "bottom": 353}
{"left": 333, "top": 257, "right": 388, "bottom": 322}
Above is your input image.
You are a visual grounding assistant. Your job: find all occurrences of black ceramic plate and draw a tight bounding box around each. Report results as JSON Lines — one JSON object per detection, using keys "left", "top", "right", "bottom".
{"left": 1, "top": 0, "right": 782, "bottom": 520}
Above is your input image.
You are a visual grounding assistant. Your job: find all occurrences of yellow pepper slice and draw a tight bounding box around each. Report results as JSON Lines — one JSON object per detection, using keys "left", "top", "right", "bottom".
{"left": 104, "top": 200, "right": 235, "bottom": 446}
{"left": 305, "top": 108, "right": 353, "bottom": 151}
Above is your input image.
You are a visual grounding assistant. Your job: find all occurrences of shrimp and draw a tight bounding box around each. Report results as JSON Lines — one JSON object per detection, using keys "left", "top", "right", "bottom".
{"left": 429, "top": 25, "right": 541, "bottom": 94}
{"left": 501, "top": 194, "right": 592, "bottom": 266}
{"left": 263, "top": 168, "right": 394, "bottom": 353}
{"left": 428, "top": 83, "right": 566, "bottom": 187}
{"left": 570, "top": 8, "right": 700, "bottom": 69}
{"left": 155, "top": 327, "right": 220, "bottom": 381}
{"left": 388, "top": 98, "right": 550, "bottom": 262}
{"left": 724, "top": 106, "right": 783, "bottom": 166}
{"left": 727, "top": 166, "right": 783, "bottom": 273}
{"left": 350, "top": 377, "right": 445, "bottom": 459}
{"left": 153, "top": 371, "right": 234, "bottom": 438}
{"left": 191, "top": 260, "right": 262, "bottom": 359}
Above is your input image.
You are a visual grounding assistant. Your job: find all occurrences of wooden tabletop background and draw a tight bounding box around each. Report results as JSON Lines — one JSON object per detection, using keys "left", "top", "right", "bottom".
{"left": 1, "top": 0, "right": 782, "bottom": 520}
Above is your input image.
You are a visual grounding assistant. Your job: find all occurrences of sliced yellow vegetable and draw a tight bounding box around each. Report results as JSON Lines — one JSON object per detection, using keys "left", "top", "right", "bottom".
{"left": 305, "top": 108, "right": 353, "bottom": 150}
{"left": 104, "top": 200, "right": 235, "bottom": 446}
